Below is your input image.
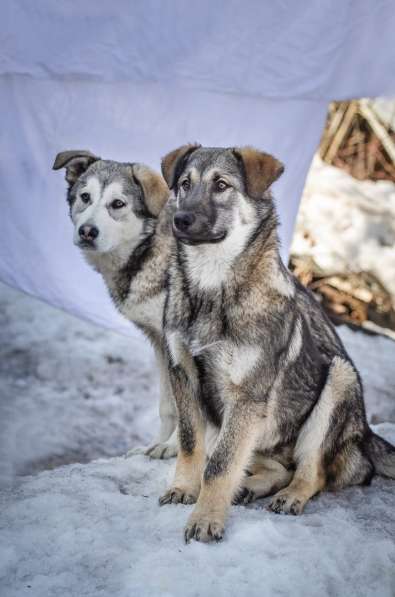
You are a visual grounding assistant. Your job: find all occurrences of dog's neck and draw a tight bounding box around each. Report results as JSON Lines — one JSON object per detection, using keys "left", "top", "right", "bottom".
{"left": 236, "top": 214, "right": 295, "bottom": 299}
{"left": 182, "top": 210, "right": 258, "bottom": 292}
{"left": 181, "top": 205, "right": 290, "bottom": 297}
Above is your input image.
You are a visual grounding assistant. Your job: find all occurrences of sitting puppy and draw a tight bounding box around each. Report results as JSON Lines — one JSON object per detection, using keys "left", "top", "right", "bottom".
{"left": 159, "top": 144, "right": 395, "bottom": 543}
{"left": 53, "top": 150, "right": 177, "bottom": 458}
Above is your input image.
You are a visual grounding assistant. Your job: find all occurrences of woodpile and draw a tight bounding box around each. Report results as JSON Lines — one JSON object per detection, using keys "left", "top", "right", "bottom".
{"left": 290, "top": 255, "right": 395, "bottom": 339}
{"left": 319, "top": 100, "right": 395, "bottom": 181}
{"left": 292, "top": 100, "right": 395, "bottom": 338}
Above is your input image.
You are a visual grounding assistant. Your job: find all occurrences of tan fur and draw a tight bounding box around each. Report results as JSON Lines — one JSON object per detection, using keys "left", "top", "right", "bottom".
{"left": 160, "top": 416, "right": 206, "bottom": 506}
{"left": 159, "top": 333, "right": 207, "bottom": 504}
{"left": 131, "top": 163, "right": 170, "bottom": 216}
{"left": 234, "top": 146, "right": 284, "bottom": 199}
{"left": 161, "top": 143, "right": 201, "bottom": 189}
{"left": 185, "top": 477, "right": 233, "bottom": 542}
{"left": 240, "top": 457, "right": 293, "bottom": 502}
{"left": 170, "top": 448, "right": 206, "bottom": 504}
{"left": 249, "top": 448, "right": 294, "bottom": 473}
{"left": 269, "top": 470, "right": 326, "bottom": 515}
{"left": 184, "top": 411, "right": 261, "bottom": 542}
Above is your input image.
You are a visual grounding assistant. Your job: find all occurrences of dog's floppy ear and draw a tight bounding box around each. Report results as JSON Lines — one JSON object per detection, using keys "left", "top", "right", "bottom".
{"left": 233, "top": 147, "right": 284, "bottom": 199}
{"left": 131, "top": 164, "right": 170, "bottom": 217}
{"left": 161, "top": 143, "right": 201, "bottom": 189}
{"left": 52, "top": 150, "right": 100, "bottom": 186}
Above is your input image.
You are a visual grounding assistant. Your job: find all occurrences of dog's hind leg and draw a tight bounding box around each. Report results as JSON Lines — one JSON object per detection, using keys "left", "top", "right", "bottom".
{"left": 326, "top": 438, "right": 373, "bottom": 490}
{"left": 269, "top": 356, "right": 366, "bottom": 515}
{"left": 234, "top": 457, "right": 293, "bottom": 504}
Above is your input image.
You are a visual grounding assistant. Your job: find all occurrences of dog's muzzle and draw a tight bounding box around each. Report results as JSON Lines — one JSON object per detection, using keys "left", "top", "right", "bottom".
{"left": 172, "top": 211, "right": 226, "bottom": 245}
{"left": 173, "top": 211, "right": 195, "bottom": 233}
{"left": 78, "top": 224, "right": 99, "bottom": 248}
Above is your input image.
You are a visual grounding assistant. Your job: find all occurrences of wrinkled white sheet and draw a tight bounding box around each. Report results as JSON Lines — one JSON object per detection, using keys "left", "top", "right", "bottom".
{"left": 1, "top": 0, "right": 394, "bottom": 335}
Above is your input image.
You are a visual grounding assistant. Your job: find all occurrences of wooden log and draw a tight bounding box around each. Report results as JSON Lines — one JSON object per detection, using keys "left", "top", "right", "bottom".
{"left": 359, "top": 100, "right": 395, "bottom": 164}
{"left": 320, "top": 102, "right": 348, "bottom": 158}
{"left": 324, "top": 102, "right": 358, "bottom": 164}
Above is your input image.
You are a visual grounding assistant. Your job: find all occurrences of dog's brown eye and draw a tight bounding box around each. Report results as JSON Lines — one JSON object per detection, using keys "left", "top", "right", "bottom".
{"left": 80, "top": 192, "right": 90, "bottom": 204}
{"left": 216, "top": 180, "right": 228, "bottom": 192}
{"left": 111, "top": 199, "right": 126, "bottom": 209}
{"left": 181, "top": 179, "right": 190, "bottom": 192}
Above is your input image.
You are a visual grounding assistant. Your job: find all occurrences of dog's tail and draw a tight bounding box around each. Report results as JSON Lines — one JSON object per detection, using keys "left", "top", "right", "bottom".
{"left": 367, "top": 432, "right": 395, "bottom": 479}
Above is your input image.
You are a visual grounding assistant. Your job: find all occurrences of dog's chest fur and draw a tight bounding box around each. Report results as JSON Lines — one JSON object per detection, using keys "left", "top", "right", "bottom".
{"left": 166, "top": 261, "right": 269, "bottom": 425}
{"left": 168, "top": 247, "right": 288, "bottom": 357}
{"left": 165, "top": 237, "right": 334, "bottom": 434}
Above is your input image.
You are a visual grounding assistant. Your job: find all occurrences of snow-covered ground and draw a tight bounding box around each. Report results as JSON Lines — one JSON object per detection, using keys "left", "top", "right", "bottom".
{"left": 0, "top": 281, "right": 394, "bottom": 597}
{"left": 291, "top": 157, "right": 395, "bottom": 307}
{"left": 0, "top": 283, "right": 158, "bottom": 485}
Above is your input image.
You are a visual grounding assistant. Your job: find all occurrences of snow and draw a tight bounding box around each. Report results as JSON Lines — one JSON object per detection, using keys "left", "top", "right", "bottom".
{"left": 291, "top": 156, "right": 395, "bottom": 306}
{"left": 1, "top": 282, "right": 394, "bottom": 596}
{"left": 1, "top": 451, "right": 394, "bottom": 597}
{"left": 0, "top": 283, "right": 158, "bottom": 484}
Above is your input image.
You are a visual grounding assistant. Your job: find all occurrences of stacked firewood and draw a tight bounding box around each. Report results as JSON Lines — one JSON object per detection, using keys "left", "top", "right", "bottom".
{"left": 319, "top": 100, "right": 395, "bottom": 182}
{"left": 292, "top": 100, "right": 395, "bottom": 337}
{"left": 290, "top": 255, "right": 395, "bottom": 337}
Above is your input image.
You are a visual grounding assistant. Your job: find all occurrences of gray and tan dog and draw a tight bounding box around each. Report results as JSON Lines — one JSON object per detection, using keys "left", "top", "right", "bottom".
{"left": 53, "top": 150, "right": 178, "bottom": 458}
{"left": 159, "top": 144, "right": 395, "bottom": 543}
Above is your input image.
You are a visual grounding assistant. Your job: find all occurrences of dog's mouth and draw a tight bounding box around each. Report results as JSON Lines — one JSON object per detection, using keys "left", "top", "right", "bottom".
{"left": 77, "top": 239, "right": 97, "bottom": 251}
{"left": 172, "top": 226, "right": 227, "bottom": 246}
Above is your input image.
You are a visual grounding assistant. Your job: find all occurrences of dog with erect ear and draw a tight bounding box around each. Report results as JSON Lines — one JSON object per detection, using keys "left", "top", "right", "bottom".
{"left": 53, "top": 150, "right": 179, "bottom": 459}
{"left": 159, "top": 144, "right": 395, "bottom": 544}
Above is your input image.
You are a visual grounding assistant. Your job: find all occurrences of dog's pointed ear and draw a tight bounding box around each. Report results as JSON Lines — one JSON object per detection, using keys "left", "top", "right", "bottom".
{"left": 52, "top": 150, "right": 100, "bottom": 186}
{"left": 161, "top": 143, "right": 201, "bottom": 189}
{"left": 131, "top": 164, "right": 170, "bottom": 217}
{"left": 233, "top": 147, "right": 284, "bottom": 199}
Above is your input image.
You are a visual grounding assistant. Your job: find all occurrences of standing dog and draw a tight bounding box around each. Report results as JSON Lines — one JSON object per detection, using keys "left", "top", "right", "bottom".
{"left": 53, "top": 150, "right": 178, "bottom": 458}
{"left": 159, "top": 144, "right": 395, "bottom": 543}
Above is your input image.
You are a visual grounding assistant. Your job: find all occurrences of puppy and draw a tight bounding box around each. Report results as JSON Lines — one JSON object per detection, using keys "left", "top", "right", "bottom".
{"left": 53, "top": 150, "right": 177, "bottom": 458}
{"left": 159, "top": 144, "right": 395, "bottom": 543}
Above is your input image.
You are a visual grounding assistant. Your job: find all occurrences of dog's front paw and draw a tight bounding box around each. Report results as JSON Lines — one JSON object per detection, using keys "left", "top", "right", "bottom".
{"left": 125, "top": 441, "right": 178, "bottom": 460}
{"left": 159, "top": 486, "right": 198, "bottom": 506}
{"left": 268, "top": 489, "right": 306, "bottom": 515}
{"left": 125, "top": 445, "right": 147, "bottom": 458}
{"left": 184, "top": 512, "right": 225, "bottom": 544}
{"left": 146, "top": 441, "right": 178, "bottom": 460}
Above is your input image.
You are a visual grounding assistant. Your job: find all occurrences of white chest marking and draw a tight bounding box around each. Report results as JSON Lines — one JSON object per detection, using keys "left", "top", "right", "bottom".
{"left": 184, "top": 202, "right": 256, "bottom": 291}
{"left": 217, "top": 344, "right": 261, "bottom": 386}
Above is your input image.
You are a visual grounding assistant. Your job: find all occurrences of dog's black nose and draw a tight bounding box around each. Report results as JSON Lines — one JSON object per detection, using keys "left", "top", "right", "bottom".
{"left": 173, "top": 211, "right": 195, "bottom": 232}
{"left": 79, "top": 225, "right": 99, "bottom": 241}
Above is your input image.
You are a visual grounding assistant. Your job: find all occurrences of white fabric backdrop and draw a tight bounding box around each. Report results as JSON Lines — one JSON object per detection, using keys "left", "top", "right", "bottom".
{"left": 1, "top": 0, "right": 394, "bottom": 336}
